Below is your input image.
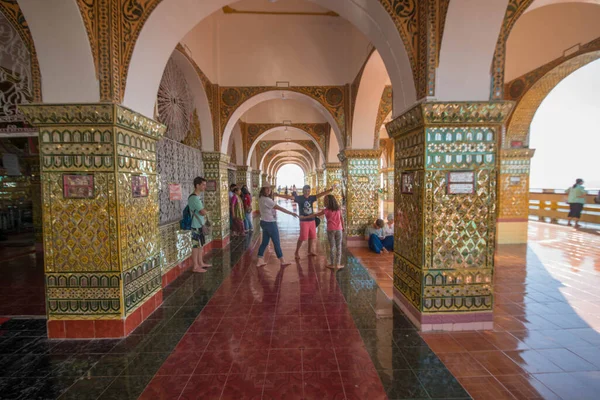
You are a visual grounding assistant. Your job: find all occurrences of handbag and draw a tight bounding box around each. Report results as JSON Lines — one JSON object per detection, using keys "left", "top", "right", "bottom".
{"left": 315, "top": 216, "right": 321, "bottom": 228}
{"left": 202, "top": 217, "right": 212, "bottom": 236}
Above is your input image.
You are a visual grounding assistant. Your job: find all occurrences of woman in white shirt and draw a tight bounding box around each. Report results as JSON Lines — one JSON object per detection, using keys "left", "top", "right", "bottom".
{"left": 256, "top": 185, "right": 298, "bottom": 267}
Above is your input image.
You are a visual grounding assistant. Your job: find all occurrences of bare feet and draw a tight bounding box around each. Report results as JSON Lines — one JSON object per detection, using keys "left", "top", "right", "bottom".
{"left": 193, "top": 267, "right": 207, "bottom": 273}
{"left": 308, "top": 253, "right": 317, "bottom": 257}
{"left": 200, "top": 264, "right": 211, "bottom": 268}
{"left": 257, "top": 257, "right": 267, "bottom": 267}
{"left": 326, "top": 264, "right": 336, "bottom": 269}
{"left": 279, "top": 259, "right": 291, "bottom": 267}
{"left": 337, "top": 264, "right": 345, "bottom": 269}
{"left": 294, "top": 253, "right": 300, "bottom": 260}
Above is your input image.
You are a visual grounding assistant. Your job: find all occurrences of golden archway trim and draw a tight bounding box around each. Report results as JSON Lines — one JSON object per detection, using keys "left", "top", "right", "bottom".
{"left": 505, "top": 49, "right": 600, "bottom": 145}
{"left": 491, "top": 0, "right": 536, "bottom": 100}
{"left": 76, "top": 0, "right": 162, "bottom": 102}
{"left": 242, "top": 122, "right": 329, "bottom": 162}
{"left": 373, "top": 85, "right": 393, "bottom": 148}
{"left": 222, "top": 5, "right": 338, "bottom": 17}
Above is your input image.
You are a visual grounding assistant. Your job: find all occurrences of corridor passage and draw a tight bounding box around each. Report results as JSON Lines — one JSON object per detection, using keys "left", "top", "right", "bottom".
{"left": 0, "top": 200, "right": 468, "bottom": 400}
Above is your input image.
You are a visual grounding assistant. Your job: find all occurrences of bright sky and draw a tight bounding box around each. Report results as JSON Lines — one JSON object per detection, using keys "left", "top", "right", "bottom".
{"left": 276, "top": 164, "right": 305, "bottom": 188}
{"left": 530, "top": 59, "right": 600, "bottom": 191}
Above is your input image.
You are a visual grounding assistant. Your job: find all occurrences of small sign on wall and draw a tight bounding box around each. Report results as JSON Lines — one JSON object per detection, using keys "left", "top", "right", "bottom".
{"left": 510, "top": 141, "right": 523, "bottom": 148}
{"left": 401, "top": 172, "right": 414, "bottom": 194}
{"left": 169, "top": 184, "right": 182, "bottom": 200}
{"left": 447, "top": 171, "right": 475, "bottom": 195}
{"left": 63, "top": 174, "right": 94, "bottom": 199}
{"left": 206, "top": 180, "right": 217, "bottom": 192}
{"left": 131, "top": 175, "right": 149, "bottom": 198}
{"left": 509, "top": 176, "right": 522, "bottom": 186}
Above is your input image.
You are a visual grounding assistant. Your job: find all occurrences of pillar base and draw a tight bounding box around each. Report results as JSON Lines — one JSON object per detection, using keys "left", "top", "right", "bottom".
{"left": 394, "top": 288, "right": 493, "bottom": 332}
{"left": 47, "top": 289, "right": 163, "bottom": 339}
{"left": 497, "top": 220, "right": 529, "bottom": 244}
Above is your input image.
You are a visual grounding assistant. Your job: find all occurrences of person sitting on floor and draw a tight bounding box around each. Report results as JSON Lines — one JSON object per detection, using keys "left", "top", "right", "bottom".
{"left": 365, "top": 218, "right": 393, "bottom": 254}
{"left": 383, "top": 213, "right": 394, "bottom": 251}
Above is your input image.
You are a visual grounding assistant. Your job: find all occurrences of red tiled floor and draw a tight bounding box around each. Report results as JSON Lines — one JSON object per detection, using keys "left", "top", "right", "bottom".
{"left": 140, "top": 203, "right": 386, "bottom": 399}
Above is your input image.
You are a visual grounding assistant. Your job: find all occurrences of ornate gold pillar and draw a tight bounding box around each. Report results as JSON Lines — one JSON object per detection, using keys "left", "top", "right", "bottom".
{"left": 20, "top": 104, "right": 165, "bottom": 339}
{"left": 497, "top": 149, "right": 535, "bottom": 244}
{"left": 316, "top": 168, "right": 325, "bottom": 206}
{"left": 325, "top": 163, "right": 342, "bottom": 206}
{"left": 261, "top": 172, "right": 268, "bottom": 188}
{"left": 338, "top": 149, "right": 381, "bottom": 246}
{"left": 202, "top": 152, "right": 231, "bottom": 247}
{"left": 251, "top": 169, "right": 261, "bottom": 213}
{"left": 387, "top": 102, "right": 514, "bottom": 331}
{"left": 236, "top": 166, "right": 252, "bottom": 189}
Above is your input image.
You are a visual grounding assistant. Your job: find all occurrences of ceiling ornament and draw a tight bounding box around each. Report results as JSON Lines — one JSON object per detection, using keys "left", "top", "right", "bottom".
{"left": 157, "top": 58, "right": 193, "bottom": 143}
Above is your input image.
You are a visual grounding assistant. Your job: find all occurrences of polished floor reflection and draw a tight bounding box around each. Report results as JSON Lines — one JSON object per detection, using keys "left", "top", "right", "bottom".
{"left": 418, "top": 222, "right": 600, "bottom": 400}
{"left": 0, "top": 202, "right": 468, "bottom": 399}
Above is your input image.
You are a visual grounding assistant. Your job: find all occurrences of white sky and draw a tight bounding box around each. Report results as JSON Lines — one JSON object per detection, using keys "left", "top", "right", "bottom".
{"left": 530, "top": 59, "right": 600, "bottom": 191}
{"left": 276, "top": 164, "right": 305, "bottom": 188}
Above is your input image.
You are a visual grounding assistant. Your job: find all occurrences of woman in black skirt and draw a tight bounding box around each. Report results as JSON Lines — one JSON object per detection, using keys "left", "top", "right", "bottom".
{"left": 566, "top": 178, "right": 586, "bottom": 227}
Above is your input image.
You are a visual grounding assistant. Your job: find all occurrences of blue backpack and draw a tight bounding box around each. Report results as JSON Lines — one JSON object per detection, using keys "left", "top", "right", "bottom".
{"left": 180, "top": 195, "right": 196, "bottom": 230}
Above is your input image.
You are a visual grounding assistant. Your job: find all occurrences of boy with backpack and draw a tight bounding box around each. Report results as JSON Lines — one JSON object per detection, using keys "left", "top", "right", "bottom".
{"left": 181, "top": 177, "right": 211, "bottom": 272}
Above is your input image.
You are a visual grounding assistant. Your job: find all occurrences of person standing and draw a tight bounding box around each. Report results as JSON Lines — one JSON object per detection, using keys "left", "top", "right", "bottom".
{"left": 241, "top": 185, "right": 253, "bottom": 232}
{"left": 256, "top": 185, "right": 298, "bottom": 267}
{"left": 188, "top": 177, "right": 211, "bottom": 272}
{"left": 566, "top": 178, "right": 587, "bottom": 227}
{"left": 311, "top": 195, "right": 344, "bottom": 269}
{"left": 277, "top": 184, "right": 333, "bottom": 259}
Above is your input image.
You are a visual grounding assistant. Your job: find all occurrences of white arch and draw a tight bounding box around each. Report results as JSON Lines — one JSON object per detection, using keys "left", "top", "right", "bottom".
{"left": 223, "top": 91, "right": 341, "bottom": 155}
{"left": 327, "top": 128, "right": 340, "bottom": 162}
{"left": 19, "top": 0, "right": 98, "bottom": 102}
{"left": 436, "top": 0, "right": 509, "bottom": 101}
{"left": 351, "top": 51, "right": 391, "bottom": 149}
{"left": 274, "top": 161, "right": 308, "bottom": 177}
{"left": 124, "top": 0, "right": 415, "bottom": 121}
{"left": 271, "top": 157, "right": 311, "bottom": 178}
{"left": 269, "top": 153, "right": 313, "bottom": 175}
{"left": 526, "top": 0, "right": 600, "bottom": 13}
{"left": 260, "top": 144, "right": 317, "bottom": 172}
{"left": 170, "top": 50, "right": 214, "bottom": 150}
{"left": 247, "top": 126, "right": 325, "bottom": 167}
{"left": 266, "top": 150, "right": 315, "bottom": 175}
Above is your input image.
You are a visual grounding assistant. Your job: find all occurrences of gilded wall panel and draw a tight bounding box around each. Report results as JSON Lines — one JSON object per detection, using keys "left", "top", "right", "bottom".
{"left": 340, "top": 150, "right": 380, "bottom": 237}
{"left": 123, "top": 254, "right": 162, "bottom": 314}
{"left": 498, "top": 149, "right": 534, "bottom": 220}
{"left": 394, "top": 255, "right": 422, "bottom": 310}
{"left": 159, "top": 222, "right": 192, "bottom": 274}
{"left": 202, "top": 152, "right": 230, "bottom": 240}
{"left": 43, "top": 172, "right": 119, "bottom": 273}
{"left": 46, "top": 272, "right": 121, "bottom": 317}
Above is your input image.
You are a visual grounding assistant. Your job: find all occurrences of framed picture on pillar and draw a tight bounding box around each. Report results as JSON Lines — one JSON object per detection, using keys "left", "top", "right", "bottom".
{"left": 206, "top": 180, "right": 217, "bottom": 192}
{"left": 63, "top": 174, "right": 94, "bottom": 199}
{"left": 401, "top": 172, "right": 414, "bottom": 194}
{"left": 447, "top": 171, "right": 475, "bottom": 195}
{"left": 131, "top": 175, "right": 149, "bottom": 198}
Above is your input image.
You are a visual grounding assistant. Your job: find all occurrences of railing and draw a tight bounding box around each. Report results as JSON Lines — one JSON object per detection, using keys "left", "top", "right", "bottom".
{"left": 529, "top": 189, "right": 600, "bottom": 227}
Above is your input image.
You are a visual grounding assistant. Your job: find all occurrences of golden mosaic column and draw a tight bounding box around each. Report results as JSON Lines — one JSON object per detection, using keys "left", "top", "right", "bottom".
{"left": 387, "top": 101, "right": 514, "bottom": 331}
{"left": 325, "top": 163, "right": 342, "bottom": 206}
{"left": 251, "top": 169, "right": 261, "bottom": 212}
{"left": 316, "top": 168, "right": 325, "bottom": 207}
{"left": 261, "top": 172, "right": 268, "bottom": 188}
{"left": 339, "top": 149, "right": 381, "bottom": 246}
{"left": 202, "top": 152, "right": 231, "bottom": 246}
{"left": 497, "top": 149, "right": 535, "bottom": 244}
{"left": 20, "top": 104, "right": 165, "bottom": 339}
{"left": 236, "top": 166, "right": 252, "bottom": 189}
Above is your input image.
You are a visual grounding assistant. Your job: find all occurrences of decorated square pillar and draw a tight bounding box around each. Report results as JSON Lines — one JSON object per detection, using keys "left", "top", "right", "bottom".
{"left": 20, "top": 104, "right": 165, "bottom": 339}
{"left": 316, "top": 168, "right": 325, "bottom": 207}
{"left": 236, "top": 166, "right": 252, "bottom": 189}
{"left": 497, "top": 149, "right": 535, "bottom": 244}
{"left": 261, "top": 172, "right": 268, "bottom": 188}
{"left": 202, "top": 152, "right": 231, "bottom": 247}
{"left": 338, "top": 149, "right": 381, "bottom": 246}
{"left": 387, "top": 101, "right": 514, "bottom": 331}
{"left": 251, "top": 169, "right": 261, "bottom": 213}
{"left": 325, "top": 163, "right": 342, "bottom": 206}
